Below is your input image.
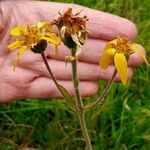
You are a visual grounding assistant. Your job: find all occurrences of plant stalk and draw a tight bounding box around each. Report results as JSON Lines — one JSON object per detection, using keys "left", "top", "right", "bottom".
{"left": 41, "top": 52, "right": 65, "bottom": 98}
{"left": 84, "top": 69, "right": 117, "bottom": 111}
{"left": 71, "top": 48, "right": 92, "bottom": 150}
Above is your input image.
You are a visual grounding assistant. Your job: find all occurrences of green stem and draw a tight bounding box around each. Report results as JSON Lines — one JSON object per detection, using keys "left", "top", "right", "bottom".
{"left": 84, "top": 69, "right": 117, "bottom": 111}
{"left": 71, "top": 48, "right": 92, "bottom": 150}
{"left": 41, "top": 52, "right": 77, "bottom": 111}
{"left": 41, "top": 52, "right": 66, "bottom": 98}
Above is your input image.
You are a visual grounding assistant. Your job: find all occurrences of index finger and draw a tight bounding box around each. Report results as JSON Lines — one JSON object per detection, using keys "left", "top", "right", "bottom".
{"left": 83, "top": 8, "right": 137, "bottom": 40}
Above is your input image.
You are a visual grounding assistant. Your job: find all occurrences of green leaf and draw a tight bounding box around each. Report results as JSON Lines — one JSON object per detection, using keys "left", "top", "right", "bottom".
{"left": 58, "top": 84, "right": 76, "bottom": 109}
{"left": 140, "top": 135, "right": 150, "bottom": 141}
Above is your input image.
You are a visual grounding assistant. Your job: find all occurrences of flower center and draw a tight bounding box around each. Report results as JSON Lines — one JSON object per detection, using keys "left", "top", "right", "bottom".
{"left": 116, "top": 36, "right": 131, "bottom": 55}
{"left": 17, "top": 26, "right": 40, "bottom": 47}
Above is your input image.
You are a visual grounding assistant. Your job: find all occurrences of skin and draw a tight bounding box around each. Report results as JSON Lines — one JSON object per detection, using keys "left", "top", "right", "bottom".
{"left": 0, "top": 0, "right": 145, "bottom": 102}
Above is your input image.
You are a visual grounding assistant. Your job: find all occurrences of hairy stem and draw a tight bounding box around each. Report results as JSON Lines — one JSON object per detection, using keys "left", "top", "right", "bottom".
{"left": 71, "top": 48, "right": 92, "bottom": 150}
{"left": 84, "top": 69, "right": 117, "bottom": 111}
{"left": 41, "top": 52, "right": 66, "bottom": 98}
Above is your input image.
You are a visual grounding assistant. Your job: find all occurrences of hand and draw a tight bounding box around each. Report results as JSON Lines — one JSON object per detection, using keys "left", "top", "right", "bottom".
{"left": 0, "top": 0, "right": 144, "bottom": 102}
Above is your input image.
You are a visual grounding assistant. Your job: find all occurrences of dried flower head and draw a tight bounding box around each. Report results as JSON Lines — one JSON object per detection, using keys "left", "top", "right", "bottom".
{"left": 7, "top": 22, "right": 61, "bottom": 70}
{"left": 99, "top": 36, "right": 150, "bottom": 84}
{"left": 54, "top": 8, "right": 89, "bottom": 56}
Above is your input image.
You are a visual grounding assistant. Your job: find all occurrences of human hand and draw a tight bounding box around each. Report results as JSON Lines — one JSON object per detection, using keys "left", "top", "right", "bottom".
{"left": 0, "top": 0, "right": 144, "bottom": 102}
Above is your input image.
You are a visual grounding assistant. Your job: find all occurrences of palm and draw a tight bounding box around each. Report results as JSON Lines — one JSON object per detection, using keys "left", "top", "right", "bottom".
{"left": 0, "top": 1, "right": 61, "bottom": 101}
{"left": 0, "top": 1, "right": 143, "bottom": 102}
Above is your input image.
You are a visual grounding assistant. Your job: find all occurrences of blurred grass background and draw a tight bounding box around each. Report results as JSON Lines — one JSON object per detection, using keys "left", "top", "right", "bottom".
{"left": 0, "top": 0, "right": 150, "bottom": 149}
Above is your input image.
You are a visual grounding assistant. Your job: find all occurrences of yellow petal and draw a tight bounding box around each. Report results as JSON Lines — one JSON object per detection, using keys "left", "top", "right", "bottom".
{"left": 7, "top": 41, "right": 22, "bottom": 50}
{"left": 38, "top": 22, "right": 54, "bottom": 33}
{"left": 13, "top": 46, "right": 27, "bottom": 71}
{"left": 41, "top": 36, "right": 60, "bottom": 45}
{"left": 105, "top": 39, "right": 117, "bottom": 49}
{"left": 55, "top": 45, "right": 59, "bottom": 56}
{"left": 131, "top": 44, "right": 150, "bottom": 67}
{"left": 99, "top": 48, "right": 116, "bottom": 69}
{"left": 37, "top": 22, "right": 48, "bottom": 28}
{"left": 10, "top": 26, "right": 26, "bottom": 36}
{"left": 114, "top": 53, "right": 127, "bottom": 85}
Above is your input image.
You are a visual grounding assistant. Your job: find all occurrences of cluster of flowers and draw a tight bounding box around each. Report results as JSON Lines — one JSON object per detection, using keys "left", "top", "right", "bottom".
{"left": 7, "top": 8, "right": 149, "bottom": 84}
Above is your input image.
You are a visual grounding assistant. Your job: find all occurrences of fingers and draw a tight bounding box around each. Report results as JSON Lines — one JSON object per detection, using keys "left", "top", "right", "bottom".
{"left": 47, "top": 38, "right": 105, "bottom": 64}
{"left": 33, "top": 1, "right": 137, "bottom": 40}
{"left": 22, "top": 58, "right": 133, "bottom": 81}
{"left": 128, "top": 44, "right": 146, "bottom": 67}
{"left": 3, "top": 0, "right": 143, "bottom": 68}
{"left": 84, "top": 8, "right": 137, "bottom": 40}
{"left": 27, "top": 77, "right": 98, "bottom": 98}
{"left": 0, "top": 70, "right": 98, "bottom": 101}
{"left": 0, "top": 1, "right": 8, "bottom": 33}
{"left": 48, "top": 39, "right": 145, "bottom": 67}
{"left": 8, "top": 0, "right": 137, "bottom": 40}
{"left": 0, "top": 67, "right": 38, "bottom": 103}
{"left": 82, "top": 41, "right": 145, "bottom": 67}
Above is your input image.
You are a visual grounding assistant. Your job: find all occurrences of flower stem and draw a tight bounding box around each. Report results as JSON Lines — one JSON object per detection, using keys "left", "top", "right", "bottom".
{"left": 71, "top": 48, "right": 92, "bottom": 150}
{"left": 84, "top": 69, "right": 117, "bottom": 111}
{"left": 41, "top": 52, "right": 66, "bottom": 98}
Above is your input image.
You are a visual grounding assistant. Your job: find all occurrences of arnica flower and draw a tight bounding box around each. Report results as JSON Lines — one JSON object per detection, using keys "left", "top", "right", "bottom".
{"left": 7, "top": 22, "right": 61, "bottom": 70}
{"left": 99, "top": 36, "right": 150, "bottom": 84}
{"left": 53, "top": 8, "right": 89, "bottom": 56}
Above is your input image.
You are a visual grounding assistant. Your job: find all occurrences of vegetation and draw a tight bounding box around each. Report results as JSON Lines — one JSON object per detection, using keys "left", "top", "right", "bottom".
{"left": 0, "top": 0, "right": 150, "bottom": 149}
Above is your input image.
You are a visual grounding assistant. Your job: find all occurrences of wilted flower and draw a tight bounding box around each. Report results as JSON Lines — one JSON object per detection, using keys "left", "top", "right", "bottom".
{"left": 99, "top": 36, "right": 149, "bottom": 84}
{"left": 7, "top": 22, "right": 61, "bottom": 70}
{"left": 53, "top": 8, "right": 89, "bottom": 56}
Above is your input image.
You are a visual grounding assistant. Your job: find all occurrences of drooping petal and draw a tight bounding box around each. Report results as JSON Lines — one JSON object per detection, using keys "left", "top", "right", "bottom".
{"left": 60, "top": 26, "right": 67, "bottom": 39}
{"left": 71, "top": 34, "right": 82, "bottom": 47}
{"left": 105, "top": 39, "right": 117, "bottom": 49}
{"left": 10, "top": 26, "right": 26, "bottom": 36}
{"left": 46, "top": 33, "right": 61, "bottom": 41}
{"left": 99, "top": 48, "right": 116, "bottom": 69}
{"left": 55, "top": 45, "right": 59, "bottom": 56}
{"left": 41, "top": 35, "right": 60, "bottom": 45}
{"left": 13, "top": 46, "right": 27, "bottom": 70}
{"left": 114, "top": 53, "right": 127, "bottom": 84}
{"left": 7, "top": 41, "right": 22, "bottom": 50}
{"left": 75, "top": 45, "right": 83, "bottom": 56}
{"left": 131, "top": 43, "right": 150, "bottom": 67}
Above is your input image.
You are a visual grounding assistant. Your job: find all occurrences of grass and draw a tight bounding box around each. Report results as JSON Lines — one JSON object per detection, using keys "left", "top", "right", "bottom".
{"left": 1, "top": 0, "right": 150, "bottom": 149}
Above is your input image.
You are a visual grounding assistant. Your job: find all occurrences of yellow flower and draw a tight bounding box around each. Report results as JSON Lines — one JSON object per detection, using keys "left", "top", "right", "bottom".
{"left": 7, "top": 22, "right": 61, "bottom": 70}
{"left": 99, "top": 36, "right": 150, "bottom": 84}
{"left": 53, "top": 8, "right": 89, "bottom": 56}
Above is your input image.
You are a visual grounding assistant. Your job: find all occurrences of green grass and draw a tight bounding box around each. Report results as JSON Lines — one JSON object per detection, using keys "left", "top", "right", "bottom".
{"left": 1, "top": 0, "right": 150, "bottom": 149}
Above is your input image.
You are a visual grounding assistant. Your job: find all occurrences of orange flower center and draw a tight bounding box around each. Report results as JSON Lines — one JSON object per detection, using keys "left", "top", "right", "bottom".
{"left": 116, "top": 36, "right": 132, "bottom": 55}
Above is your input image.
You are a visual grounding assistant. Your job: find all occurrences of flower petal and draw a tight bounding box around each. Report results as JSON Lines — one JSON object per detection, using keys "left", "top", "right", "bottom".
{"left": 37, "top": 22, "right": 48, "bottom": 28}
{"left": 10, "top": 26, "right": 26, "bottom": 36}
{"left": 75, "top": 45, "right": 83, "bottom": 56}
{"left": 55, "top": 45, "right": 59, "bottom": 56}
{"left": 41, "top": 35, "right": 60, "bottom": 45}
{"left": 114, "top": 53, "right": 127, "bottom": 84}
{"left": 60, "top": 26, "right": 67, "bottom": 39}
{"left": 105, "top": 39, "right": 117, "bottom": 49}
{"left": 71, "top": 34, "right": 82, "bottom": 47}
{"left": 7, "top": 41, "right": 22, "bottom": 50}
{"left": 99, "top": 48, "right": 116, "bottom": 69}
{"left": 38, "top": 22, "right": 54, "bottom": 33}
{"left": 131, "top": 44, "right": 150, "bottom": 67}
{"left": 13, "top": 46, "right": 27, "bottom": 70}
